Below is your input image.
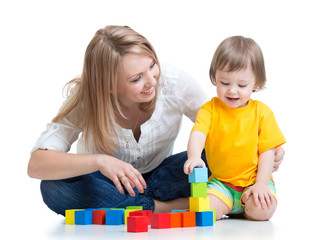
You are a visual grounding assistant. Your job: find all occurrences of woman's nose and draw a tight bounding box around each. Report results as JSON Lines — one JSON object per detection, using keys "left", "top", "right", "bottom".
{"left": 145, "top": 72, "right": 157, "bottom": 86}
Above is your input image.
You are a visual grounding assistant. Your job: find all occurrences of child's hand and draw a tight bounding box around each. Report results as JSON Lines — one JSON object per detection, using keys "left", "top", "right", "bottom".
{"left": 183, "top": 157, "right": 206, "bottom": 175}
{"left": 244, "top": 182, "right": 273, "bottom": 209}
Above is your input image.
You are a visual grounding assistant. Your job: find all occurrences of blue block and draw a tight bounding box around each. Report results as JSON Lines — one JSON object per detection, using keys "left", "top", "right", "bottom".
{"left": 196, "top": 211, "right": 213, "bottom": 226}
{"left": 75, "top": 210, "right": 93, "bottom": 225}
{"left": 171, "top": 209, "right": 187, "bottom": 213}
{"left": 188, "top": 167, "right": 208, "bottom": 183}
{"left": 105, "top": 209, "right": 124, "bottom": 225}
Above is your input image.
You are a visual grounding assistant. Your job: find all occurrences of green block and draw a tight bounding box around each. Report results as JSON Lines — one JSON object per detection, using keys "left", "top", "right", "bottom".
{"left": 211, "top": 209, "right": 216, "bottom": 224}
{"left": 191, "top": 182, "right": 207, "bottom": 197}
{"left": 126, "top": 206, "right": 143, "bottom": 210}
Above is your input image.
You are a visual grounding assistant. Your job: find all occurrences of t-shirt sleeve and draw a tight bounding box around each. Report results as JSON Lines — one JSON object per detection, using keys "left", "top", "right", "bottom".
{"left": 258, "top": 104, "right": 286, "bottom": 154}
{"left": 191, "top": 100, "right": 213, "bottom": 136}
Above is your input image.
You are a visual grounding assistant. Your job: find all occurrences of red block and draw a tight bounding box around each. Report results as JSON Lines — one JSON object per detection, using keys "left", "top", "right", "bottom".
{"left": 151, "top": 213, "right": 171, "bottom": 229}
{"left": 182, "top": 212, "right": 196, "bottom": 227}
{"left": 92, "top": 210, "right": 107, "bottom": 225}
{"left": 170, "top": 212, "right": 182, "bottom": 228}
{"left": 127, "top": 216, "right": 149, "bottom": 233}
{"left": 129, "top": 210, "right": 153, "bottom": 225}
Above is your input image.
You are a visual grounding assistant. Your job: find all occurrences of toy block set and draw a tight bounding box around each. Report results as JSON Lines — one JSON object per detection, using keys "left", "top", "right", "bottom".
{"left": 65, "top": 167, "right": 214, "bottom": 233}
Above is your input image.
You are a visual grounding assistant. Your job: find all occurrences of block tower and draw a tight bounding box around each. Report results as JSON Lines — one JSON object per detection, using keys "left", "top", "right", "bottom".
{"left": 188, "top": 167, "right": 214, "bottom": 226}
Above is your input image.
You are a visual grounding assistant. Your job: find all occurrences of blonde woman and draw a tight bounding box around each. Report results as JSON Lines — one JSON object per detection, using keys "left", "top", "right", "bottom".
{"left": 28, "top": 26, "right": 285, "bottom": 215}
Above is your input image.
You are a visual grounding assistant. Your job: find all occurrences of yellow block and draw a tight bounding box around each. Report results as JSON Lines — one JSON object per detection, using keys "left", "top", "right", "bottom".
{"left": 65, "top": 209, "right": 83, "bottom": 224}
{"left": 124, "top": 209, "right": 137, "bottom": 225}
{"left": 189, "top": 197, "right": 210, "bottom": 212}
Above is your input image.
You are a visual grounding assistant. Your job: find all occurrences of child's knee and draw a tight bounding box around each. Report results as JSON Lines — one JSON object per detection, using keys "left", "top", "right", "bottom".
{"left": 209, "top": 195, "right": 230, "bottom": 220}
{"left": 244, "top": 198, "right": 276, "bottom": 221}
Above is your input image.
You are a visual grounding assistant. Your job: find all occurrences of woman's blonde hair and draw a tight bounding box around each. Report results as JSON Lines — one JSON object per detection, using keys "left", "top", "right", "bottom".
{"left": 53, "top": 25, "right": 160, "bottom": 155}
{"left": 209, "top": 36, "right": 266, "bottom": 91}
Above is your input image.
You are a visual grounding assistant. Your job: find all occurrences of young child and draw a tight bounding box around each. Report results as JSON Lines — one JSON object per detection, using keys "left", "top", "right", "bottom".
{"left": 184, "top": 36, "right": 286, "bottom": 221}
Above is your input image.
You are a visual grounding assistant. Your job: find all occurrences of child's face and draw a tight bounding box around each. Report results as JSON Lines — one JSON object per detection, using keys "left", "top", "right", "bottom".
{"left": 215, "top": 64, "right": 257, "bottom": 108}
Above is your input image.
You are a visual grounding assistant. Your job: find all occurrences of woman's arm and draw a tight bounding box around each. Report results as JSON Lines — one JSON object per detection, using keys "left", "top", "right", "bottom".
{"left": 273, "top": 147, "right": 285, "bottom": 172}
{"left": 28, "top": 149, "right": 102, "bottom": 180}
{"left": 28, "top": 149, "right": 146, "bottom": 197}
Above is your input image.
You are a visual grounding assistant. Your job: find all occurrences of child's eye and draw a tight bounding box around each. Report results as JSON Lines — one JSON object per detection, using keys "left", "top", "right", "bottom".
{"left": 239, "top": 84, "right": 247, "bottom": 88}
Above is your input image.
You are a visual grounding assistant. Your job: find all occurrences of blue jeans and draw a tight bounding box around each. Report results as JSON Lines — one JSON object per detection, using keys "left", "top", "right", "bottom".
{"left": 40, "top": 151, "right": 208, "bottom": 216}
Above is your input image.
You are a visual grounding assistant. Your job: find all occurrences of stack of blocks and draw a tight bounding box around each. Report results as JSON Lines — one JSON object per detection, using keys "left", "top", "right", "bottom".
{"left": 65, "top": 167, "right": 214, "bottom": 232}
{"left": 189, "top": 167, "right": 215, "bottom": 226}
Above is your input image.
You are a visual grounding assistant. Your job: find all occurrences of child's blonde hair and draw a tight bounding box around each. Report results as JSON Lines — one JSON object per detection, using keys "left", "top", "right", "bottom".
{"left": 53, "top": 25, "right": 160, "bottom": 155}
{"left": 209, "top": 36, "right": 266, "bottom": 91}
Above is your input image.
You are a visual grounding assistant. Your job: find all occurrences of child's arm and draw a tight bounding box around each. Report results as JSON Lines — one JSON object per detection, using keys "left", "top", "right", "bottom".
{"left": 244, "top": 148, "right": 275, "bottom": 209}
{"left": 183, "top": 130, "right": 207, "bottom": 174}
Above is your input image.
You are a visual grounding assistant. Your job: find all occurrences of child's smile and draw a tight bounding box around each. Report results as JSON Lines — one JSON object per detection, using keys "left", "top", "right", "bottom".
{"left": 215, "top": 64, "right": 257, "bottom": 108}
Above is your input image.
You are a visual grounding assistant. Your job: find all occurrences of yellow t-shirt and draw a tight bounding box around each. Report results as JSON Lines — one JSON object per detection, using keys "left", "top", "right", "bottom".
{"left": 192, "top": 97, "right": 286, "bottom": 187}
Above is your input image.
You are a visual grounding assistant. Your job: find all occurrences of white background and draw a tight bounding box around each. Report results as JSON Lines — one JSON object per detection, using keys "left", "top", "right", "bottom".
{"left": 1, "top": 0, "right": 335, "bottom": 238}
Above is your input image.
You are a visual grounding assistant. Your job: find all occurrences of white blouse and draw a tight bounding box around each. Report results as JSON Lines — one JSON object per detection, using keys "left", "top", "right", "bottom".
{"left": 31, "top": 63, "right": 208, "bottom": 174}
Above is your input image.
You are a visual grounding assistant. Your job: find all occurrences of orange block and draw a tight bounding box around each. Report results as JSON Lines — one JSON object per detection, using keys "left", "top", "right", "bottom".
{"left": 182, "top": 211, "right": 195, "bottom": 227}
{"left": 170, "top": 212, "right": 182, "bottom": 228}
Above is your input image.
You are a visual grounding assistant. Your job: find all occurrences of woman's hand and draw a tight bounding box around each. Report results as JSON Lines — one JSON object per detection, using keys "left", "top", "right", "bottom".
{"left": 183, "top": 157, "right": 206, "bottom": 175}
{"left": 96, "top": 155, "right": 147, "bottom": 197}
{"left": 273, "top": 147, "right": 285, "bottom": 172}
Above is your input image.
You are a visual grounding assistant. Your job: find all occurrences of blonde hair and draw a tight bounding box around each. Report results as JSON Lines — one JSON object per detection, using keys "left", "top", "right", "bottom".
{"left": 53, "top": 25, "right": 160, "bottom": 155}
{"left": 209, "top": 36, "right": 266, "bottom": 91}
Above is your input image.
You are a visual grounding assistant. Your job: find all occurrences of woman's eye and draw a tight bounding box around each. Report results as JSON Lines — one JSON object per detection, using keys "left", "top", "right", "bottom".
{"left": 132, "top": 75, "right": 141, "bottom": 82}
{"left": 150, "top": 61, "right": 156, "bottom": 69}
{"left": 220, "top": 82, "right": 229, "bottom": 85}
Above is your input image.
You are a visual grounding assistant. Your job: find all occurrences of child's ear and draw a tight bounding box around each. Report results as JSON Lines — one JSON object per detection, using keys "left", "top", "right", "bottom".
{"left": 253, "top": 83, "right": 259, "bottom": 92}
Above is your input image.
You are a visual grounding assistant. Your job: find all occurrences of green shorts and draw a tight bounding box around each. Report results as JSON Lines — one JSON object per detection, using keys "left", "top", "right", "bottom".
{"left": 207, "top": 178, "right": 277, "bottom": 215}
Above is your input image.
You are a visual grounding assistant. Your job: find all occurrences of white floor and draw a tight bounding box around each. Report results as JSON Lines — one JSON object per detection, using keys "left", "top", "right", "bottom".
{"left": 4, "top": 194, "right": 333, "bottom": 240}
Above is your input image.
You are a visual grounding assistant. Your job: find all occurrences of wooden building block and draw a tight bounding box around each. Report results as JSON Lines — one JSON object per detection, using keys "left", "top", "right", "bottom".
{"left": 75, "top": 210, "right": 93, "bottom": 225}
{"left": 189, "top": 197, "right": 210, "bottom": 212}
{"left": 130, "top": 210, "right": 153, "bottom": 225}
{"left": 210, "top": 209, "right": 216, "bottom": 224}
{"left": 151, "top": 213, "right": 171, "bottom": 229}
{"left": 126, "top": 206, "right": 143, "bottom": 210}
{"left": 182, "top": 211, "right": 196, "bottom": 227}
{"left": 196, "top": 211, "right": 213, "bottom": 226}
{"left": 92, "top": 210, "right": 108, "bottom": 225}
{"left": 170, "top": 212, "right": 182, "bottom": 228}
{"left": 105, "top": 209, "right": 124, "bottom": 225}
{"left": 125, "top": 209, "right": 137, "bottom": 225}
{"left": 191, "top": 182, "right": 207, "bottom": 197}
{"left": 127, "top": 216, "right": 149, "bottom": 233}
{"left": 65, "top": 209, "right": 83, "bottom": 224}
{"left": 171, "top": 209, "right": 188, "bottom": 213}
{"left": 188, "top": 168, "right": 208, "bottom": 183}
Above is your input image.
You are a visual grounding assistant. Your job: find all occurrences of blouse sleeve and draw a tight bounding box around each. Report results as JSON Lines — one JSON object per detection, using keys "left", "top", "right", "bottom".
{"left": 30, "top": 93, "right": 81, "bottom": 154}
{"left": 175, "top": 68, "right": 209, "bottom": 122}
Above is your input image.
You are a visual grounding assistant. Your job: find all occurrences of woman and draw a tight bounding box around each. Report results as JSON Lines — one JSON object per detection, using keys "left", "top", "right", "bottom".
{"left": 28, "top": 25, "right": 284, "bottom": 216}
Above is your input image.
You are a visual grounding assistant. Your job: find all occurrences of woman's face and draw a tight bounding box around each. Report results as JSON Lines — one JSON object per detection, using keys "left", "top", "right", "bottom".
{"left": 117, "top": 53, "right": 159, "bottom": 108}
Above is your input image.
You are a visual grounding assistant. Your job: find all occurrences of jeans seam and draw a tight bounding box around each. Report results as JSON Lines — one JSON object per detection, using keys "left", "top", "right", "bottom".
{"left": 48, "top": 180, "right": 92, "bottom": 208}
